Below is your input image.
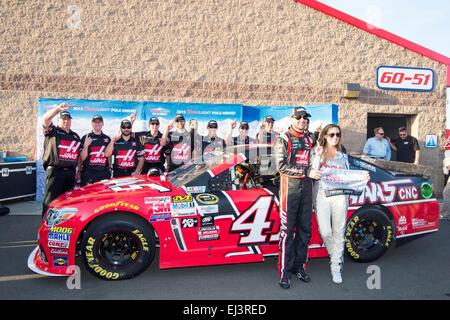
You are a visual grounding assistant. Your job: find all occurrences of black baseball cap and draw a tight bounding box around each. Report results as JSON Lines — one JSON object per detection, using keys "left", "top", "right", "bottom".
{"left": 239, "top": 121, "right": 249, "bottom": 129}
{"left": 207, "top": 120, "right": 218, "bottom": 128}
{"left": 174, "top": 114, "right": 185, "bottom": 122}
{"left": 92, "top": 115, "right": 103, "bottom": 122}
{"left": 264, "top": 115, "right": 275, "bottom": 122}
{"left": 121, "top": 119, "right": 132, "bottom": 127}
{"left": 149, "top": 117, "right": 160, "bottom": 125}
{"left": 59, "top": 111, "right": 72, "bottom": 119}
{"left": 291, "top": 107, "right": 311, "bottom": 118}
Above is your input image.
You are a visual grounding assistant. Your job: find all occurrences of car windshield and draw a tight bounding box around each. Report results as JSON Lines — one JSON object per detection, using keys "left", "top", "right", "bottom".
{"left": 166, "top": 145, "right": 271, "bottom": 188}
{"left": 352, "top": 155, "right": 433, "bottom": 179}
{"left": 166, "top": 151, "right": 240, "bottom": 188}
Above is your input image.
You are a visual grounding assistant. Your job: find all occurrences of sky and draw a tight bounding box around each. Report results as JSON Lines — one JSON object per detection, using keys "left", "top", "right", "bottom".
{"left": 318, "top": 0, "right": 450, "bottom": 58}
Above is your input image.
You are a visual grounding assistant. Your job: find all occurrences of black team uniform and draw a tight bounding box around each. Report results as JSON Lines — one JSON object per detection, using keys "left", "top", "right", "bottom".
{"left": 80, "top": 132, "right": 111, "bottom": 186}
{"left": 112, "top": 135, "right": 144, "bottom": 178}
{"left": 42, "top": 123, "right": 81, "bottom": 217}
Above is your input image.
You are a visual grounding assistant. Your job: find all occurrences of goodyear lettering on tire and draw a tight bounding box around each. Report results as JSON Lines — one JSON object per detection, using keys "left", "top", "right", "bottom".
{"left": 84, "top": 236, "right": 120, "bottom": 280}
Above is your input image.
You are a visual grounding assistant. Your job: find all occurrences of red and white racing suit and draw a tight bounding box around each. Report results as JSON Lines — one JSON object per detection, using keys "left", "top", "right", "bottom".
{"left": 275, "top": 127, "right": 313, "bottom": 278}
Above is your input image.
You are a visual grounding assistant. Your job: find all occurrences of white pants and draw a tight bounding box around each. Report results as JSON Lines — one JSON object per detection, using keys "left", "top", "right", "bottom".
{"left": 315, "top": 188, "right": 348, "bottom": 271}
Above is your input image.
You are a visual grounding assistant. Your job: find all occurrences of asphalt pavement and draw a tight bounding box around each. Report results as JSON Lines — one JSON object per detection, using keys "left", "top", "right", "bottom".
{"left": 0, "top": 198, "right": 449, "bottom": 302}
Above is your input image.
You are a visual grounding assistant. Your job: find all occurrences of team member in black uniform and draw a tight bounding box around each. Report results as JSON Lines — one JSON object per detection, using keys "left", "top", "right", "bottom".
{"left": 105, "top": 119, "right": 144, "bottom": 178}
{"left": 41, "top": 103, "right": 81, "bottom": 217}
{"left": 79, "top": 115, "right": 112, "bottom": 186}
{"left": 275, "top": 107, "right": 322, "bottom": 289}
{"left": 163, "top": 114, "right": 201, "bottom": 172}
{"left": 257, "top": 115, "right": 279, "bottom": 173}
{"left": 225, "top": 120, "right": 257, "bottom": 163}
{"left": 135, "top": 117, "right": 169, "bottom": 174}
{"left": 256, "top": 115, "right": 279, "bottom": 146}
{"left": 201, "top": 120, "right": 225, "bottom": 162}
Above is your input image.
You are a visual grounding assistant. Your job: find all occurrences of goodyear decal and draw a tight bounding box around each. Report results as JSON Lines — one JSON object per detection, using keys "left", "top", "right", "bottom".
{"left": 94, "top": 201, "right": 139, "bottom": 214}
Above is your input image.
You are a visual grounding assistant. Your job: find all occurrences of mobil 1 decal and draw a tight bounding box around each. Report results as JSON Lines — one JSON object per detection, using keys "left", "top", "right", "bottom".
{"left": 229, "top": 195, "right": 279, "bottom": 246}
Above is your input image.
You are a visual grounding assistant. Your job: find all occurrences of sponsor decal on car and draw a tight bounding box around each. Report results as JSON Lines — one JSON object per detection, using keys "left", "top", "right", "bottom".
{"left": 171, "top": 201, "right": 196, "bottom": 217}
{"left": 353, "top": 159, "right": 376, "bottom": 172}
{"left": 53, "top": 256, "right": 68, "bottom": 267}
{"left": 94, "top": 201, "right": 139, "bottom": 214}
{"left": 181, "top": 218, "right": 198, "bottom": 228}
{"left": 185, "top": 186, "right": 206, "bottom": 194}
{"left": 198, "top": 226, "right": 220, "bottom": 241}
{"left": 48, "top": 227, "right": 73, "bottom": 249}
{"left": 197, "top": 205, "right": 218, "bottom": 215}
{"left": 349, "top": 179, "right": 413, "bottom": 205}
{"left": 50, "top": 227, "right": 73, "bottom": 234}
{"left": 412, "top": 218, "right": 436, "bottom": 229}
{"left": 196, "top": 193, "right": 219, "bottom": 204}
{"left": 144, "top": 196, "right": 171, "bottom": 204}
{"left": 150, "top": 212, "right": 171, "bottom": 222}
{"left": 172, "top": 195, "right": 193, "bottom": 203}
{"left": 398, "top": 186, "right": 419, "bottom": 201}
{"left": 50, "top": 249, "right": 69, "bottom": 255}
{"left": 200, "top": 215, "right": 214, "bottom": 227}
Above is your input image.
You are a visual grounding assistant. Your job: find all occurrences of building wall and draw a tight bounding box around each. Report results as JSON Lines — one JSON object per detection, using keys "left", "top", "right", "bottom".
{"left": 0, "top": 0, "right": 447, "bottom": 193}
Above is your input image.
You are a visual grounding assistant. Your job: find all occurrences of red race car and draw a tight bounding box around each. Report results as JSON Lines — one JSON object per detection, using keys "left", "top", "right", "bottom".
{"left": 28, "top": 146, "right": 439, "bottom": 280}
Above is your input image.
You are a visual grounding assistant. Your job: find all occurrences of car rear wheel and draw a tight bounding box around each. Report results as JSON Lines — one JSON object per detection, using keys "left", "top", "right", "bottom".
{"left": 344, "top": 207, "right": 394, "bottom": 262}
{"left": 81, "top": 212, "right": 156, "bottom": 280}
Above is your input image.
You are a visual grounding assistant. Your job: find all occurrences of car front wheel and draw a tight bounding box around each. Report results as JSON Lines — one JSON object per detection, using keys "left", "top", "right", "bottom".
{"left": 81, "top": 212, "right": 156, "bottom": 280}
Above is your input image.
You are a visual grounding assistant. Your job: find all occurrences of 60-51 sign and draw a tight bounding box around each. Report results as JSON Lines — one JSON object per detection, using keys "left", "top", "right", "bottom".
{"left": 376, "top": 66, "right": 434, "bottom": 92}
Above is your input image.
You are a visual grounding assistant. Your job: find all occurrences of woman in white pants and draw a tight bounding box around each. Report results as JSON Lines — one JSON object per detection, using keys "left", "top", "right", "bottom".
{"left": 312, "top": 124, "right": 349, "bottom": 284}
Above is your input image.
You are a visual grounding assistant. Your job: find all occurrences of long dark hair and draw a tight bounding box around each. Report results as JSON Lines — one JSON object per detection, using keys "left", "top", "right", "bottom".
{"left": 318, "top": 124, "right": 343, "bottom": 160}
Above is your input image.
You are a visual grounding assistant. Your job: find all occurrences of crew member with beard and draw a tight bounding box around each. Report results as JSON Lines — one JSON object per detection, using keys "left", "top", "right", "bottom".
{"left": 162, "top": 114, "right": 201, "bottom": 172}
{"left": 135, "top": 117, "right": 169, "bottom": 174}
{"left": 225, "top": 120, "right": 257, "bottom": 163}
{"left": 275, "top": 107, "right": 322, "bottom": 289}
{"left": 105, "top": 119, "right": 144, "bottom": 178}
{"left": 256, "top": 115, "right": 279, "bottom": 174}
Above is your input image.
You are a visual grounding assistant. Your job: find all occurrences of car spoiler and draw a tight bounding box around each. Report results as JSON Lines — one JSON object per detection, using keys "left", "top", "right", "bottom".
{"left": 355, "top": 156, "right": 433, "bottom": 180}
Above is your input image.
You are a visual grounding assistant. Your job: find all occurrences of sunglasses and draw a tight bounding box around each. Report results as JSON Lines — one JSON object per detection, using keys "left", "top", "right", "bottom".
{"left": 376, "top": 132, "right": 384, "bottom": 136}
{"left": 208, "top": 126, "right": 218, "bottom": 129}
{"left": 121, "top": 126, "right": 132, "bottom": 129}
{"left": 327, "top": 132, "right": 341, "bottom": 138}
{"left": 240, "top": 127, "right": 249, "bottom": 130}
{"left": 293, "top": 115, "right": 309, "bottom": 120}
{"left": 150, "top": 122, "right": 159, "bottom": 125}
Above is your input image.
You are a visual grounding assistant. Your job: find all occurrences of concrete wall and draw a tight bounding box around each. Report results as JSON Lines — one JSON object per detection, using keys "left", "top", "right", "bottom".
{"left": 0, "top": 0, "right": 447, "bottom": 193}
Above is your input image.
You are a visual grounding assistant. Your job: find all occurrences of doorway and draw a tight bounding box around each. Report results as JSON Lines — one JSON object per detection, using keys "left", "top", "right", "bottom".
{"left": 367, "top": 114, "right": 411, "bottom": 161}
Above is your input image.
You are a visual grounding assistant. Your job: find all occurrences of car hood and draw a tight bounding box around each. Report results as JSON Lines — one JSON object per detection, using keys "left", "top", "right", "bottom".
{"left": 50, "top": 175, "right": 176, "bottom": 208}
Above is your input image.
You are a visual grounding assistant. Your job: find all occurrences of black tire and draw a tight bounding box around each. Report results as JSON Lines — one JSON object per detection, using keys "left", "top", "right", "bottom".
{"left": 81, "top": 212, "right": 156, "bottom": 280}
{"left": 344, "top": 207, "right": 394, "bottom": 262}
{"left": 0, "top": 207, "right": 10, "bottom": 216}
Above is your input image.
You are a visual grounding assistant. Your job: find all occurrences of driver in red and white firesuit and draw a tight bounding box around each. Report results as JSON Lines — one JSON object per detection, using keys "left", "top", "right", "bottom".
{"left": 275, "top": 107, "right": 322, "bottom": 289}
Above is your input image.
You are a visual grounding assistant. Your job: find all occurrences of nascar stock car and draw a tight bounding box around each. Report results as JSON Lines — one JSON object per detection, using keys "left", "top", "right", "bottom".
{"left": 28, "top": 145, "right": 439, "bottom": 280}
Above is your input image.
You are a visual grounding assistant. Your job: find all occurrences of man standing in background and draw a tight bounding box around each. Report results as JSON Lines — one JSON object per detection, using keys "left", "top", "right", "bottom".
{"left": 363, "top": 127, "right": 391, "bottom": 160}
{"left": 387, "top": 127, "right": 420, "bottom": 164}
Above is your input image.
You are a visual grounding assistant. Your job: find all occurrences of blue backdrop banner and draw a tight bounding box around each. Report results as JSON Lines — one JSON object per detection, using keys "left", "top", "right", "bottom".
{"left": 35, "top": 98, "right": 338, "bottom": 200}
